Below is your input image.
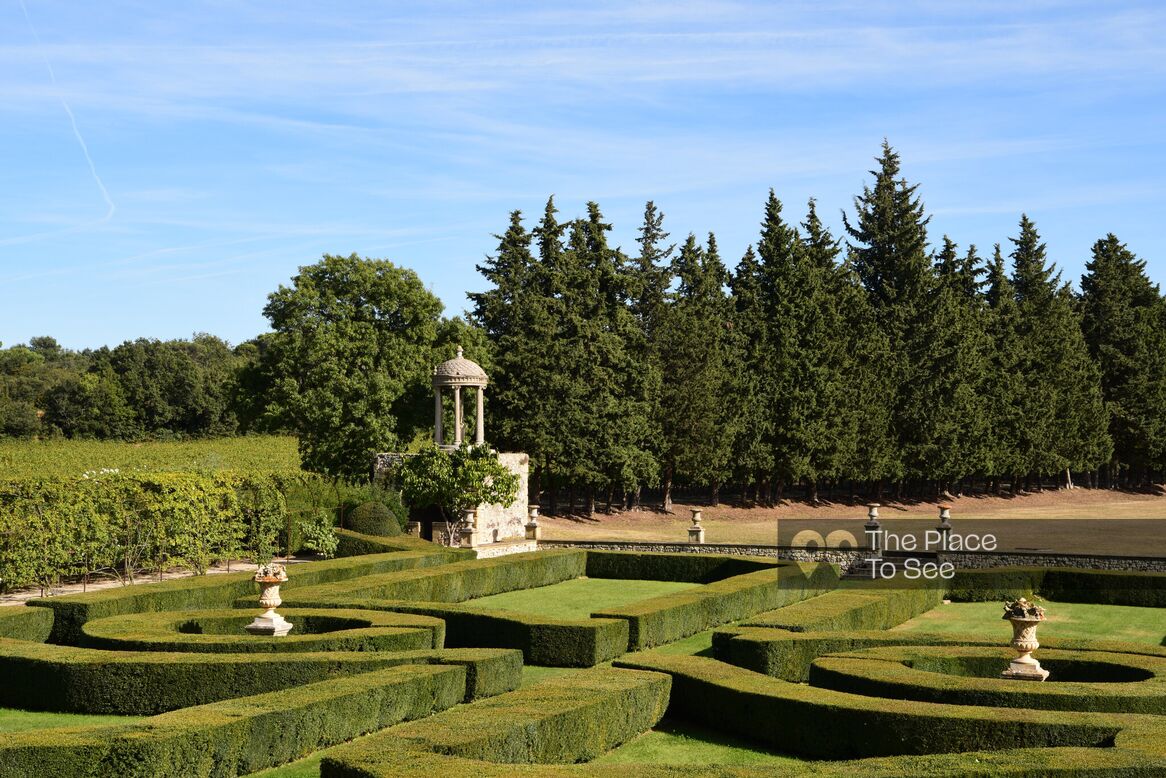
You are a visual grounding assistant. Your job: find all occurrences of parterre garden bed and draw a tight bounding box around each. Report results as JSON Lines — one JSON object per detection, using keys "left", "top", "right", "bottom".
{"left": 0, "top": 541, "right": 1163, "bottom": 776}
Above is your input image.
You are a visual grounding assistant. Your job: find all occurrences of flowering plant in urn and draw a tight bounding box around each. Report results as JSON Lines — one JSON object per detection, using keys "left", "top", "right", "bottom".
{"left": 246, "top": 562, "right": 293, "bottom": 636}
{"left": 1001, "top": 597, "right": 1048, "bottom": 681}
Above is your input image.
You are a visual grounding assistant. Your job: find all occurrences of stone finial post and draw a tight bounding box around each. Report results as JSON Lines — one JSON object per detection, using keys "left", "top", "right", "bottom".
{"left": 459, "top": 508, "right": 479, "bottom": 548}
{"left": 525, "top": 505, "right": 541, "bottom": 541}
{"left": 865, "top": 503, "right": 882, "bottom": 557}
{"left": 936, "top": 504, "right": 952, "bottom": 550}
{"left": 688, "top": 509, "right": 705, "bottom": 544}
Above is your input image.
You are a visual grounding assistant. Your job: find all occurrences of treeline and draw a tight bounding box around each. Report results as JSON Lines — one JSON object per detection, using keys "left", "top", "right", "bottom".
{"left": 4, "top": 143, "right": 1165, "bottom": 506}
{"left": 472, "top": 143, "right": 1166, "bottom": 508}
{"left": 0, "top": 334, "right": 247, "bottom": 440}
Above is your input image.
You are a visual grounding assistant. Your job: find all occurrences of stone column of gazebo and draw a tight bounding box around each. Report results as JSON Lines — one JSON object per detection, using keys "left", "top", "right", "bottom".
{"left": 375, "top": 346, "right": 530, "bottom": 552}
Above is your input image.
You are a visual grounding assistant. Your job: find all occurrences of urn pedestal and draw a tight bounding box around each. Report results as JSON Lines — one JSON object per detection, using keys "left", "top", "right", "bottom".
{"left": 1002, "top": 616, "right": 1048, "bottom": 681}
{"left": 245, "top": 578, "right": 294, "bottom": 637}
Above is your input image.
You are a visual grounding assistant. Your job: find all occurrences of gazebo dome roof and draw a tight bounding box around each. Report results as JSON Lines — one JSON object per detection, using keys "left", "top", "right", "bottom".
{"left": 433, "top": 346, "right": 488, "bottom": 387}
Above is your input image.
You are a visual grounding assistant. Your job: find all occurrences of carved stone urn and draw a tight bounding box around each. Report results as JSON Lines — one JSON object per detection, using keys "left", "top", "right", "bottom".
{"left": 245, "top": 563, "right": 294, "bottom": 637}
{"left": 1001, "top": 598, "right": 1048, "bottom": 681}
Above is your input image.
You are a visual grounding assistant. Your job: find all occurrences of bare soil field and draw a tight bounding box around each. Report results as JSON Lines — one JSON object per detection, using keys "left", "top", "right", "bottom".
{"left": 539, "top": 488, "right": 1166, "bottom": 556}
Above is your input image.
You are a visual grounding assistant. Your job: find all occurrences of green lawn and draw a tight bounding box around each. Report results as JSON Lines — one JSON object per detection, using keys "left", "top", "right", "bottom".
{"left": 594, "top": 718, "right": 805, "bottom": 767}
{"left": 894, "top": 599, "right": 1166, "bottom": 645}
{"left": 461, "top": 577, "right": 699, "bottom": 620}
{"left": 0, "top": 708, "right": 141, "bottom": 734}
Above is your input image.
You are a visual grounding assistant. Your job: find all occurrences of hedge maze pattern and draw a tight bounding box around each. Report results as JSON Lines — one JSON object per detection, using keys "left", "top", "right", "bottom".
{"left": 0, "top": 539, "right": 1163, "bottom": 776}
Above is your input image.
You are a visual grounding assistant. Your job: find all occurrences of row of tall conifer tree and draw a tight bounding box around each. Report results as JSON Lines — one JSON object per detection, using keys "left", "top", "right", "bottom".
{"left": 470, "top": 143, "right": 1166, "bottom": 511}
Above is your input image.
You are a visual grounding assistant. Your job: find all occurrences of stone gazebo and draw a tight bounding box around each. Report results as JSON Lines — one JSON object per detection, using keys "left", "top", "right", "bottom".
{"left": 433, "top": 346, "right": 487, "bottom": 449}
{"left": 375, "top": 346, "right": 530, "bottom": 555}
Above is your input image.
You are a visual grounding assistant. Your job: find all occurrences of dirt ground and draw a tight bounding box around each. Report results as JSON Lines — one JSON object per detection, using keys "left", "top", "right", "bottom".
{"left": 539, "top": 488, "right": 1166, "bottom": 556}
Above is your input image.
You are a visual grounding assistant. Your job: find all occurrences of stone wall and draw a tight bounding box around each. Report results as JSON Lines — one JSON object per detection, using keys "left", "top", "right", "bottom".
{"left": 474, "top": 452, "right": 529, "bottom": 542}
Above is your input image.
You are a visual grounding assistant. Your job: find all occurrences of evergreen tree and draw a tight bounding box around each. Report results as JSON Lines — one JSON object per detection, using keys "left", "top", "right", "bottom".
{"left": 727, "top": 245, "right": 774, "bottom": 499}
{"left": 799, "top": 200, "right": 859, "bottom": 498}
{"left": 924, "top": 236, "right": 991, "bottom": 490}
{"left": 982, "top": 244, "right": 1026, "bottom": 487}
{"left": 1080, "top": 234, "right": 1166, "bottom": 483}
{"left": 656, "top": 233, "right": 733, "bottom": 511}
{"left": 627, "top": 201, "right": 674, "bottom": 507}
{"left": 843, "top": 141, "right": 934, "bottom": 487}
{"left": 1009, "top": 216, "right": 1110, "bottom": 484}
{"left": 469, "top": 210, "right": 545, "bottom": 458}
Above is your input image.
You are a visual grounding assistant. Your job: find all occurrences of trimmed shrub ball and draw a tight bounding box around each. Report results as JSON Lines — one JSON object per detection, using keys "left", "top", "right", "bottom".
{"left": 349, "top": 501, "right": 403, "bottom": 536}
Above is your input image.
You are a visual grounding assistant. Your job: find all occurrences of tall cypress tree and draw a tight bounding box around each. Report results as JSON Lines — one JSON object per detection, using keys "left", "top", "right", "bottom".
{"left": 983, "top": 244, "right": 1025, "bottom": 488}
{"left": 627, "top": 201, "right": 674, "bottom": 507}
{"left": 1080, "top": 234, "right": 1166, "bottom": 484}
{"left": 924, "top": 236, "right": 991, "bottom": 491}
{"left": 657, "top": 233, "right": 732, "bottom": 510}
{"left": 727, "top": 245, "right": 774, "bottom": 499}
{"left": 1010, "top": 215, "right": 1110, "bottom": 485}
{"left": 843, "top": 141, "right": 934, "bottom": 488}
{"left": 755, "top": 190, "right": 804, "bottom": 499}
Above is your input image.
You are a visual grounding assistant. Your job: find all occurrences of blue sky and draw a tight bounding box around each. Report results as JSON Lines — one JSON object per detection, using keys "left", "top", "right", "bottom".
{"left": 2, "top": 1, "right": 1164, "bottom": 349}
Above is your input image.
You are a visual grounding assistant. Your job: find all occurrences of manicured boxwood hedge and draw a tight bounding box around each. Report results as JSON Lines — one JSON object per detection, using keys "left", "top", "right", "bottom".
{"left": 323, "top": 667, "right": 669, "bottom": 770}
{"left": 30, "top": 548, "right": 458, "bottom": 645}
{"left": 335, "top": 529, "right": 465, "bottom": 559}
{"left": 809, "top": 645, "right": 1166, "bottom": 713}
{"left": 79, "top": 608, "right": 445, "bottom": 654}
{"left": 321, "top": 746, "right": 1166, "bottom": 778}
{"left": 614, "top": 652, "right": 1132, "bottom": 759}
{"left": 712, "top": 625, "right": 1166, "bottom": 682}
{"left": 583, "top": 550, "right": 778, "bottom": 583}
{"left": 0, "top": 637, "right": 521, "bottom": 713}
{"left": 742, "top": 582, "right": 944, "bottom": 633}
{"left": 592, "top": 562, "right": 837, "bottom": 650}
{"left": 281, "top": 550, "right": 587, "bottom": 606}
{"left": 0, "top": 605, "right": 53, "bottom": 642}
{"left": 357, "top": 601, "right": 630, "bottom": 667}
{"left": 945, "top": 567, "right": 1166, "bottom": 606}
{"left": 0, "top": 663, "right": 466, "bottom": 778}
{"left": 1040, "top": 568, "right": 1166, "bottom": 608}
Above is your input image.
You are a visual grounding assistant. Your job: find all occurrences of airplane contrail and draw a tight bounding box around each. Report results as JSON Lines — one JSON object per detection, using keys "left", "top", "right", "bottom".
{"left": 18, "top": 0, "right": 116, "bottom": 225}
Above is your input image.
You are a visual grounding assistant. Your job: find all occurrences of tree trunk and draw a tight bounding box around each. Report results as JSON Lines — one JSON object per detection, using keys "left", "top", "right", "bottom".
{"left": 808, "top": 479, "right": 819, "bottom": 504}
{"left": 710, "top": 482, "right": 721, "bottom": 507}
{"left": 586, "top": 487, "right": 596, "bottom": 519}
{"left": 633, "top": 485, "right": 642, "bottom": 510}
{"left": 605, "top": 485, "right": 614, "bottom": 513}
{"left": 662, "top": 464, "right": 674, "bottom": 513}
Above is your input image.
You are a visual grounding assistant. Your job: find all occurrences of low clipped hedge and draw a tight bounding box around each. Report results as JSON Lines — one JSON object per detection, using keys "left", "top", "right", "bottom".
{"left": 584, "top": 550, "right": 778, "bottom": 583}
{"left": 712, "top": 626, "right": 1166, "bottom": 682}
{"left": 809, "top": 645, "right": 1166, "bottom": 714}
{"left": 320, "top": 749, "right": 1165, "bottom": 778}
{"left": 1040, "top": 568, "right": 1166, "bottom": 607}
{"left": 0, "top": 605, "right": 53, "bottom": 642}
{"left": 614, "top": 652, "right": 1133, "bottom": 759}
{"left": 281, "top": 550, "right": 587, "bottom": 606}
{"left": 0, "top": 637, "right": 521, "bottom": 713}
{"left": 0, "top": 663, "right": 466, "bottom": 778}
{"left": 945, "top": 567, "right": 1166, "bottom": 606}
{"left": 79, "top": 608, "right": 445, "bottom": 654}
{"left": 30, "top": 547, "right": 457, "bottom": 645}
{"left": 593, "top": 562, "right": 837, "bottom": 650}
{"left": 742, "top": 582, "right": 944, "bottom": 633}
{"left": 323, "top": 667, "right": 669, "bottom": 771}
{"left": 358, "top": 601, "right": 630, "bottom": 667}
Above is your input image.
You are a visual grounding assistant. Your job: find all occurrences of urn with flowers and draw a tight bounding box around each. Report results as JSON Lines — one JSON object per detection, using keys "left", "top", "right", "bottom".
{"left": 1001, "top": 597, "right": 1048, "bottom": 681}
{"left": 245, "top": 563, "right": 294, "bottom": 637}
